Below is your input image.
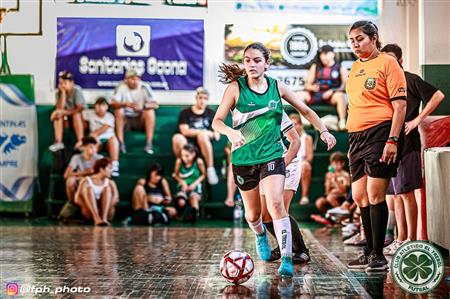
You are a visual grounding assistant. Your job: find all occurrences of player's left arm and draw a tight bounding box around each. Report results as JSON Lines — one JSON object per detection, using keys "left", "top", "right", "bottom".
{"left": 405, "top": 89, "right": 445, "bottom": 135}
{"left": 278, "top": 81, "right": 336, "bottom": 151}
{"left": 382, "top": 58, "right": 407, "bottom": 164}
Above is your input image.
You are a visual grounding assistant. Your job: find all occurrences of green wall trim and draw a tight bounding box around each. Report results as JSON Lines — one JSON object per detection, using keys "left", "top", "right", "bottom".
{"left": 421, "top": 64, "right": 450, "bottom": 116}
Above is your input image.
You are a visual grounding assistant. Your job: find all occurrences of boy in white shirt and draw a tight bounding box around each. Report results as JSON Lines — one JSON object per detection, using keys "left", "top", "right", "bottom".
{"left": 83, "top": 97, "right": 120, "bottom": 176}
{"left": 111, "top": 70, "right": 158, "bottom": 154}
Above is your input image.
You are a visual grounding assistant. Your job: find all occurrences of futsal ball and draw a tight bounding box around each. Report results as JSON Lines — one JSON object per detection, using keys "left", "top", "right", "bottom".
{"left": 220, "top": 250, "right": 254, "bottom": 284}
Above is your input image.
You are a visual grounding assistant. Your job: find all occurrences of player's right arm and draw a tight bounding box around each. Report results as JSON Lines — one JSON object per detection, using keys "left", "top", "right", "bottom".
{"left": 212, "top": 82, "right": 245, "bottom": 147}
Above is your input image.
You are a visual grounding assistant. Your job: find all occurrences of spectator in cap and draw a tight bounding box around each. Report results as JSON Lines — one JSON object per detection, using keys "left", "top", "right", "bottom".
{"left": 111, "top": 69, "right": 158, "bottom": 154}
{"left": 82, "top": 97, "right": 120, "bottom": 176}
{"left": 297, "top": 45, "right": 348, "bottom": 130}
{"left": 172, "top": 87, "right": 219, "bottom": 185}
{"left": 49, "top": 71, "right": 86, "bottom": 152}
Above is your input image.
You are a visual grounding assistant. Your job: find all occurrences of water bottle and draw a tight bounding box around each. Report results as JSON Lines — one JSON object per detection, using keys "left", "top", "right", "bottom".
{"left": 234, "top": 194, "right": 243, "bottom": 223}
{"left": 221, "top": 159, "right": 227, "bottom": 179}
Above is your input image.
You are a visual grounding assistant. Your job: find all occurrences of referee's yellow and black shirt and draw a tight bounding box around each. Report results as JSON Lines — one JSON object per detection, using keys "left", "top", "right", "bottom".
{"left": 346, "top": 53, "right": 407, "bottom": 133}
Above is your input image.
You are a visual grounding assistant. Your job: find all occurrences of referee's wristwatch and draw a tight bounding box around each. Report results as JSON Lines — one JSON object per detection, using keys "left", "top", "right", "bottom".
{"left": 387, "top": 136, "right": 399, "bottom": 142}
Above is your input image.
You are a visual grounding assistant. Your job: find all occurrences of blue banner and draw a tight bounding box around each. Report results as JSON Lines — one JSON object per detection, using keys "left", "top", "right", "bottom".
{"left": 0, "top": 83, "right": 38, "bottom": 202}
{"left": 56, "top": 18, "right": 204, "bottom": 90}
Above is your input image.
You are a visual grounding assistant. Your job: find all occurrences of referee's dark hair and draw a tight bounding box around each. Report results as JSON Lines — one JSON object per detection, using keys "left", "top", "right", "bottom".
{"left": 381, "top": 44, "right": 403, "bottom": 61}
{"left": 350, "top": 21, "right": 381, "bottom": 50}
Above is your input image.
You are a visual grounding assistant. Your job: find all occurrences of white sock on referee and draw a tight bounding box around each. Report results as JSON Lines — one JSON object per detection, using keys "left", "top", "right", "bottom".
{"left": 273, "top": 217, "right": 292, "bottom": 257}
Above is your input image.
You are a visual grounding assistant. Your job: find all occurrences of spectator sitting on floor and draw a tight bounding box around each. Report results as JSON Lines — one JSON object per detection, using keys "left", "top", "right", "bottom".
{"left": 131, "top": 163, "right": 177, "bottom": 222}
{"left": 297, "top": 45, "right": 348, "bottom": 130}
{"left": 224, "top": 142, "right": 237, "bottom": 207}
{"left": 289, "top": 113, "right": 314, "bottom": 205}
{"left": 174, "top": 144, "right": 206, "bottom": 222}
{"left": 83, "top": 97, "right": 120, "bottom": 177}
{"left": 111, "top": 69, "right": 158, "bottom": 154}
{"left": 49, "top": 71, "right": 86, "bottom": 152}
{"left": 74, "top": 158, "right": 119, "bottom": 226}
{"left": 315, "top": 151, "right": 350, "bottom": 214}
{"left": 63, "top": 136, "right": 103, "bottom": 204}
{"left": 172, "top": 87, "right": 219, "bottom": 185}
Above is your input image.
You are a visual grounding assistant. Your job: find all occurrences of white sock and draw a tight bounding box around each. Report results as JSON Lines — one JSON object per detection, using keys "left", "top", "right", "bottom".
{"left": 387, "top": 210, "right": 396, "bottom": 231}
{"left": 273, "top": 217, "right": 292, "bottom": 257}
{"left": 248, "top": 217, "right": 264, "bottom": 235}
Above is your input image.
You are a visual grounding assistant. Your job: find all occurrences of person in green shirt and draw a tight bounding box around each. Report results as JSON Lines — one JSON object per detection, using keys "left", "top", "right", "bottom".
{"left": 213, "top": 42, "right": 336, "bottom": 277}
{"left": 174, "top": 144, "right": 206, "bottom": 222}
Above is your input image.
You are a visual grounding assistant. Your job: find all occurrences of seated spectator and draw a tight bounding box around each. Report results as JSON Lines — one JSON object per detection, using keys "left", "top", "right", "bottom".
{"left": 83, "top": 97, "right": 120, "bottom": 176}
{"left": 315, "top": 152, "right": 350, "bottom": 213}
{"left": 172, "top": 87, "right": 219, "bottom": 185}
{"left": 224, "top": 142, "right": 237, "bottom": 207}
{"left": 74, "top": 158, "right": 119, "bottom": 226}
{"left": 289, "top": 114, "right": 314, "bottom": 205}
{"left": 64, "top": 136, "right": 103, "bottom": 203}
{"left": 111, "top": 69, "right": 158, "bottom": 154}
{"left": 297, "top": 45, "right": 348, "bottom": 130}
{"left": 174, "top": 144, "right": 206, "bottom": 222}
{"left": 131, "top": 163, "right": 177, "bottom": 220}
{"left": 49, "top": 71, "right": 85, "bottom": 152}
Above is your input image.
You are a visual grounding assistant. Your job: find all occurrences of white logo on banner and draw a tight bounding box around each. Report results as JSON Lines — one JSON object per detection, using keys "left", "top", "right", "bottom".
{"left": 116, "top": 25, "right": 151, "bottom": 57}
{"left": 0, "top": 83, "right": 37, "bottom": 202}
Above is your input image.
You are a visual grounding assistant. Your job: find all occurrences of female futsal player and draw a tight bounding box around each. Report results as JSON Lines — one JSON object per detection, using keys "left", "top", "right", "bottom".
{"left": 212, "top": 42, "right": 336, "bottom": 277}
{"left": 346, "top": 21, "right": 407, "bottom": 271}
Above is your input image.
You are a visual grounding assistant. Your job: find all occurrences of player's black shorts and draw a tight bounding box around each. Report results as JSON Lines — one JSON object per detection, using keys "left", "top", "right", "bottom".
{"left": 232, "top": 158, "right": 285, "bottom": 191}
{"left": 348, "top": 121, "right": 403, "bottom": 183}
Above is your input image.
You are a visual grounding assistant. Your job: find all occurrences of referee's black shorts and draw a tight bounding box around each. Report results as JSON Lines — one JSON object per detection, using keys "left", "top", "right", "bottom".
{"left": 348, "top": 121, "right": 403, "bottom": 183}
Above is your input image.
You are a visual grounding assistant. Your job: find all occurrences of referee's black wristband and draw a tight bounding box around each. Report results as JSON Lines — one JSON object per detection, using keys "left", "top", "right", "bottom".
{"left": 320, "top": 130, "right": 329, "bottom": 136}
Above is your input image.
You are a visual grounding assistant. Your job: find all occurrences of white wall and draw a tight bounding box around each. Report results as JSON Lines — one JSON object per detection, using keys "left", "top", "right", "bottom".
{"left": 419, "top": 0, "right": 450, "bottom": 65}
{"left": 2, "top": 0, "right": 402, "bottom": 105}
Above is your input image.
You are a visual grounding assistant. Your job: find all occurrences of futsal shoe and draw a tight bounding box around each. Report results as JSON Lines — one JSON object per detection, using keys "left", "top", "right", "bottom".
{"left": 366, "top": 253, "right": 389, "bottom": 272}
{"left": 293, "top": 250, "right": 310, "bottom": 264}
{"left": 268, "top": 246, "right": 281, "bottom": 262}
{"left": 384, "top": 234, "right": 395, "bottom": 247}
{"left": 347, "top": 249, "right": 370, "bottom": 269}
{"left": 255, "top": 227, "right": 271, "bottom": 261}
{"left": 278, "top": 256, "right": 294, "bottom": 277}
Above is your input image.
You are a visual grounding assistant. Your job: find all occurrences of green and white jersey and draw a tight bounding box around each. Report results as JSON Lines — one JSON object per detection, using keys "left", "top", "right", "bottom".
{"left": 231, "top": 75, "right": 284, "bottom": 166}
{"left": 179, "top": 160, "right": 201, "bottom": 185}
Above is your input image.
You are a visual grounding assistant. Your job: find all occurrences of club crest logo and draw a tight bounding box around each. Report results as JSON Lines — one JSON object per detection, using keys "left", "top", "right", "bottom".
{"left": 392, "top": 241, "right": 445, "bottom": 294}
{"left": 364, "top": 78, "right": 376, "bottom": 90}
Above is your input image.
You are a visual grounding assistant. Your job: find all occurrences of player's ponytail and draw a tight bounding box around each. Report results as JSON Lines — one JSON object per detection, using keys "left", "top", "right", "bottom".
{"left": 219, "top": 63, "right": 246, "bottom": 84}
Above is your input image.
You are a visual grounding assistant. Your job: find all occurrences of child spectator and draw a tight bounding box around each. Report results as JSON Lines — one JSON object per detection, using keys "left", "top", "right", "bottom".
{"left": 83, "top": 97, "right": 120, "bottom": 176}
{"left": 131, "top": 163, "right": 177, "bottom": 222}
{"left": 171, "top": 87, "right": 219, "bottom": 185}
{"left": 74, "top": 158, "right": 119, "bottom": 226}
{"left": 174, "top": 144, "right": 206, "bottom": 222}
{"left": 297, "top": 45, "right": 348, "bottom": 130}
{"left": 49, "top": 71, "right": 86, "bottom": 151}
{"left": 111, "top": 70, "right": 158, "bottom": 154}
{"left": 64, "top": 136, "right": 103, "bottom": 203}
{"left": 315, "top": 152, "right": 350, "bottom": 213}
